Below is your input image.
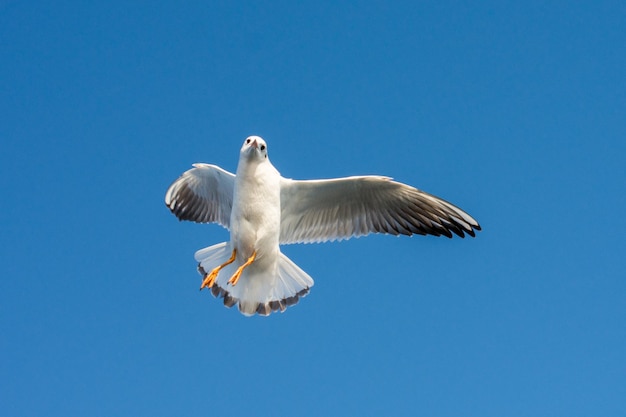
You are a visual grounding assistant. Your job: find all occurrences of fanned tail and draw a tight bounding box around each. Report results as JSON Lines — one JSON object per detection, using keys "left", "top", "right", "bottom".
{"left": 194, "top": 242, "right": 314, "bottom": 316}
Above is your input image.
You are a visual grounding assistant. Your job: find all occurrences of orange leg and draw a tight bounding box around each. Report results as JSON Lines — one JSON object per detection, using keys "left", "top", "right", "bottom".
{"left": 227, "top": 251, "right": 256, "bottom": 287}
{"left": 200, "top": 248, "right": 237, "bottom": 290}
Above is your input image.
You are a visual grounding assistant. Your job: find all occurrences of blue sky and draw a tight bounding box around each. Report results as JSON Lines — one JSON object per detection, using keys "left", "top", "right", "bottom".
{"left": 2, "top": 1, "right": 625, "bottom": 416}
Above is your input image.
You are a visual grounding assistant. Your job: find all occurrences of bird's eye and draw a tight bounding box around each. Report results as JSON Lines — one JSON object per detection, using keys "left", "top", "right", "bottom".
{"left": 246, "top": 139, "right": 251, "bottom": 144}
{"left": 260, "top": 145, "right": 266, "bottom": 151}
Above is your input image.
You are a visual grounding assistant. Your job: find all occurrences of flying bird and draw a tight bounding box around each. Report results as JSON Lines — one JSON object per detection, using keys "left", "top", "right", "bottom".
{"left": 165, "top": 136, "right": 481, "bottom": 316}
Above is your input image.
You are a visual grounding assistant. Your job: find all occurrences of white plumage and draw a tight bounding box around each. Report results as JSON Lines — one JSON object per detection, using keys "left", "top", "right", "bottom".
{"left": 165, "top": 136, "right": 481, "bottom": 316}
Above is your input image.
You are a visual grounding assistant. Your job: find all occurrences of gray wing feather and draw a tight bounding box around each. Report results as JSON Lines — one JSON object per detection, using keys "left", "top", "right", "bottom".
{"left": 279, "top": 176, "right": 480, "bottom": 244}
{"left": 165, "top": 163, "right": 235, "bottom": 228}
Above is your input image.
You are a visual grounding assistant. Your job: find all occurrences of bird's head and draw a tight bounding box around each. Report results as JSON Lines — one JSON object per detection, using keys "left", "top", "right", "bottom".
{"left": 240, "top": 135, "right": 268, "bottom": 162}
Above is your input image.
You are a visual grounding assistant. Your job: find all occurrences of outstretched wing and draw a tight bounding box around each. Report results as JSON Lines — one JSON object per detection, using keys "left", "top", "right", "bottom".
{"left": 279, "top": 176, "right": 480, "bottom": 244}
{"left": 165, "top": 163, "right": 235, "bottom": 229}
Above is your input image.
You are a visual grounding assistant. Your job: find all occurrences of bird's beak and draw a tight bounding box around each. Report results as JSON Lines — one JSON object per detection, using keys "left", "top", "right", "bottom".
{"left": 250, "top": 138, "right": 258, "bottom": 149}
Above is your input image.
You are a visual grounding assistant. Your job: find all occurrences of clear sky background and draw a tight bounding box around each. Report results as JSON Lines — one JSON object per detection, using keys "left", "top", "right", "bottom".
{"left": 2, "top": 1, "right": 625, "bottom": 416}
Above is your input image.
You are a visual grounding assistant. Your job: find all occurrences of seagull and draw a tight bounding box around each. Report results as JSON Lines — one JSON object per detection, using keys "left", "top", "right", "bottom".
{"left": 165, "top": 136, "right": 481, "bottom": 316}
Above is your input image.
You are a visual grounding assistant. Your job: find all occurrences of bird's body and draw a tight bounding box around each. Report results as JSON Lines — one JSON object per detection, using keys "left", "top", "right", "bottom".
{"left": 230, "top": 143, "right": 280, "bottom": 270}
{"left": 165, "top": 136, "right": 481, "bottom": 316}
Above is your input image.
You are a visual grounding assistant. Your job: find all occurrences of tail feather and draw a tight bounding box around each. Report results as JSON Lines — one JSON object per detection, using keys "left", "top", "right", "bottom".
{"left": 194, "top": 242, "right": 314, "bottom": 316}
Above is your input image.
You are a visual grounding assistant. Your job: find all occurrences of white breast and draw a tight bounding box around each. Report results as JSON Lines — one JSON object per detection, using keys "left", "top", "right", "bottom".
{"left": 230, "top": 159, "right": 281, "bottom": 263}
